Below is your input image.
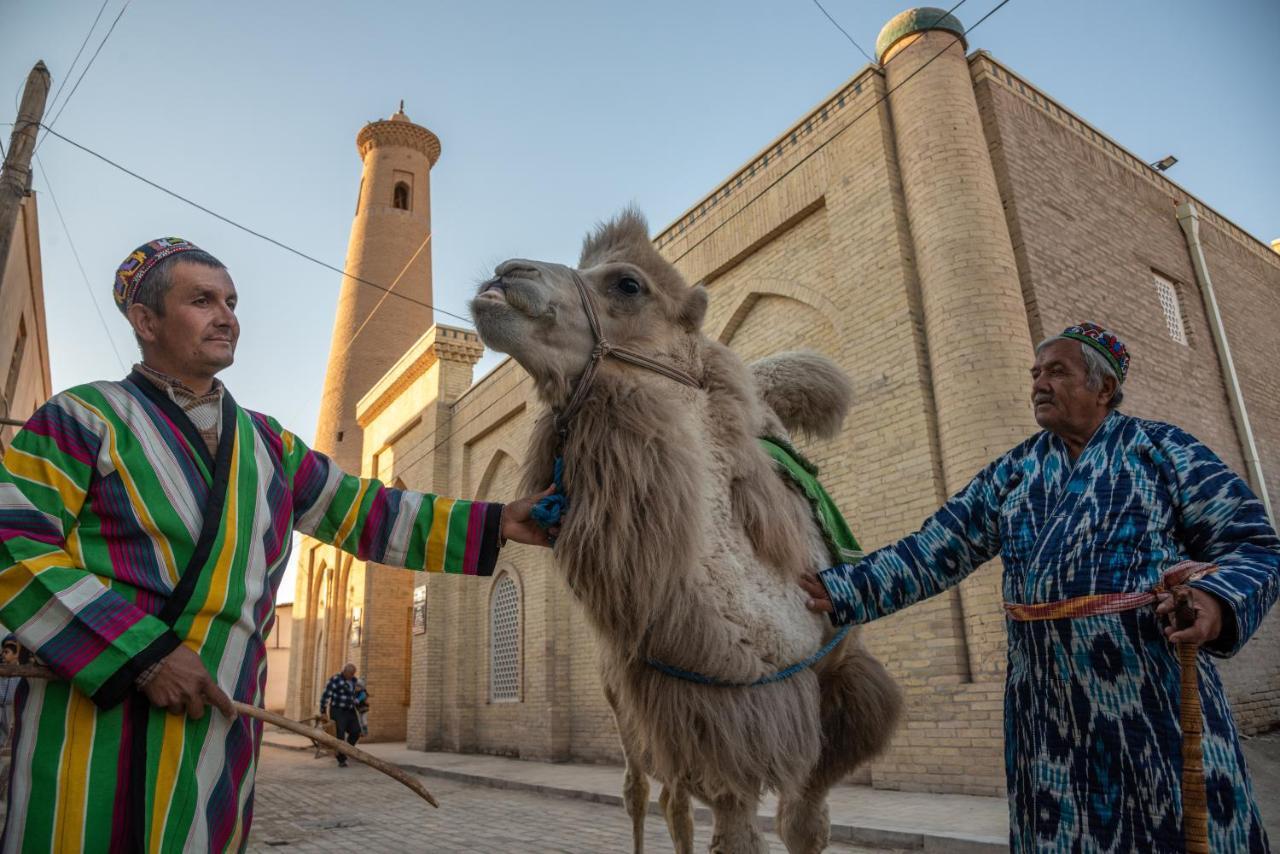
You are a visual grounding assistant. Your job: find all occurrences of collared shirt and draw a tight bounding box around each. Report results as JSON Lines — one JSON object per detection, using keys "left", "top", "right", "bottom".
{"left": 320, "top": 672, "right": 358, "bottom": 713}
{"left": 133, "top": 363, "right": 224, "bottom": 456}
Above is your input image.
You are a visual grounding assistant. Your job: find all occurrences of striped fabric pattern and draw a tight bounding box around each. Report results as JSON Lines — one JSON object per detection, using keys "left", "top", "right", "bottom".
{"left": 0, "top": 379, "right": 503, "bottom": 853}
{"left": 819, "top": 412, "right": 1278, "bottom": 853}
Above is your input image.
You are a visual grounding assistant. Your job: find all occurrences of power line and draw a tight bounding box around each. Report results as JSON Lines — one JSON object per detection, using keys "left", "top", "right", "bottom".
{"left": 386, "top": 372, "right": 536, "bottom": 481}
{"left": 42, "top": 0, "right": 111, "bottom": 121}
{"left": 669, "top": 0, "right": 1009, "bottom": 266}
{"left": 36, "top": 123, "right": 475, "bottom": 326}
{"left": 39, "top": 0, "right": 130, "bottom": 147}
{"left": 33, "top": 153, "right": 129, "bottom": 373}
{"left": 384, "top": 0, "right": 1008, "bottom": 491}
{"left": 336, "top": 231, "right": 433, "bottom": 361}
{"left": 810, "top": 0, "right": 875, "bottom": 64}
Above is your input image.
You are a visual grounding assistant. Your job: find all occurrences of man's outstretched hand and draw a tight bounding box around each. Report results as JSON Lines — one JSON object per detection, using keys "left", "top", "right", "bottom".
{"left": 142, "top": 644, "right": 235, "bottom": 719}
{"left": 501, "top": 486, "right": 559, "bottom": 548}
{"left": 800, "top": 573, "right": 833, "bottom": 614}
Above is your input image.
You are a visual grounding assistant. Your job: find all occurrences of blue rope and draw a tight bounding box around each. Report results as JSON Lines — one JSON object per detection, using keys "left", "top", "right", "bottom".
{"left": 534, "top": 447, "right": 849, "bottom": 686}
{"left": 645, "top": 624, "right": 852, "bottom": 687}
{"left": 530, "top": 456, "right": 567, "bottom": 543}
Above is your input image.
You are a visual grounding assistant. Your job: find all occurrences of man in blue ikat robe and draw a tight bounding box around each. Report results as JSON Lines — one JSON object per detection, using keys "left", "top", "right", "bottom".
{"left": 802, "top": 322, "right": 1278, "bottom": 852}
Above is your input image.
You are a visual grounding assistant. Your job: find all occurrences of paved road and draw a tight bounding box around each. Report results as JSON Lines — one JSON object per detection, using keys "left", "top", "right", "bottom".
{"left": 249, "top": 744, "right": 899, "bottom": 853}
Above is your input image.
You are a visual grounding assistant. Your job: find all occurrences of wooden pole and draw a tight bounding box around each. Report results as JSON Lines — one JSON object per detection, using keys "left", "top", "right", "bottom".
{"left": 0, "top": 61, "right": 51, "bottom": 277}
{"left": 0, "top": 662, "right": 438, "bottom": 807}
{"left": 1171, "top": 585, "right": 1209, "bottom": 853}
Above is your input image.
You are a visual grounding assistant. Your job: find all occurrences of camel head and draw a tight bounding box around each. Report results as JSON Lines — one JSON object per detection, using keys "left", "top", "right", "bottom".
{"left": 470, "top": 208, "right": 708, "bottom": 403}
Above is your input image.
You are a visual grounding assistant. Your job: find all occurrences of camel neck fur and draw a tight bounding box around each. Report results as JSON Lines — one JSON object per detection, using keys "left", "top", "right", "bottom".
{"left": 521, "top": 340, "right": 816, "bottom": 660}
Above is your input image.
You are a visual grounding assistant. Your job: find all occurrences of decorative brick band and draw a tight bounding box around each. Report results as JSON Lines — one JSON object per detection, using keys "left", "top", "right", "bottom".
{"left": 357, "top": 120, "right": 442, "bottom": 166}
{"left": 653, "top": 66, "right": 879, "bottom": 251}
{"left": 970, "top": 52, "right": 1279, "bottom": 269}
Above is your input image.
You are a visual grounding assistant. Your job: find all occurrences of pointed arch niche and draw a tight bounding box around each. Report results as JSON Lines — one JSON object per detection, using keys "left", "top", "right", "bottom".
{"left": 473, "top": 447, "right": 520, "bottom": 503}
{"left": 711, "top": 280, "right": 839, "bottom": 364}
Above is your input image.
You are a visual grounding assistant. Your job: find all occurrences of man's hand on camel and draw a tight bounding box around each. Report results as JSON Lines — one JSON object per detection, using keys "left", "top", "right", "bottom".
{"left": 800, "top": 573, "right": 833, "bottom": 614}
{"left": 142, "top": 644, "right": 235, "bottom": 719}
{"left": 501, "top": 485, "right": 559, "bottom": 547}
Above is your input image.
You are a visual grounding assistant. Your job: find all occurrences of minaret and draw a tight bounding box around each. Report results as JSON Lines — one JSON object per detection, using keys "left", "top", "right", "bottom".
{"left": 312, "top": 102, "right": 441, "bottom": 470}
{"left": 287, "top": 105, "right": 440, "bottom": 720}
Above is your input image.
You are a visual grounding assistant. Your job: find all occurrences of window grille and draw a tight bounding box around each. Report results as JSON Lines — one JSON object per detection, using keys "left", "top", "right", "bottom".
{"left": 490, "top": 574, "right": 520, "bottom": 702}
{"left": 1153, "top": 274, "right": 1188, "bottom": 345}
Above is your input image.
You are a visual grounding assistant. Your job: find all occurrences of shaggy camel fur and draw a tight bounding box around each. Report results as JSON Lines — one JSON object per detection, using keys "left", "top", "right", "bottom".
{"left": 471, "top": 209, "right": 901, "bottom": 853}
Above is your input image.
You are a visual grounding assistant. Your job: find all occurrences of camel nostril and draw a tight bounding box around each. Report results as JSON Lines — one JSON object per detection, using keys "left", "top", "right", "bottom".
{"left": 495, "top": 260, "right": 540, "bottom": 279}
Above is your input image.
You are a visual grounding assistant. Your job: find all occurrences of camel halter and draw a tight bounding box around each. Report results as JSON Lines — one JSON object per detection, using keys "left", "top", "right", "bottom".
{"left": 553, "top": 270, "right": 702, "bottom": 438}
{"left": 529, "top": 269, "right": 702, "bottom": 533}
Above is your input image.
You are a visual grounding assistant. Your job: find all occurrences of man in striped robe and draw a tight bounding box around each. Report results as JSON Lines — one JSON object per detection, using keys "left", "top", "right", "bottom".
{"left": 0, "top": 238, "right": 552, "bottom": 852}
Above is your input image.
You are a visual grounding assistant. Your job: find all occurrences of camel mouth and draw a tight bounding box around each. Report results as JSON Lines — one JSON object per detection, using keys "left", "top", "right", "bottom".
{"left": 475, "top": 280, "right": 508, "bottom": 304}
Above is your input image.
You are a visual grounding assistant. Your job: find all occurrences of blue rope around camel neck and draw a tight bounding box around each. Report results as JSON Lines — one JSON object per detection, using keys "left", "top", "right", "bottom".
{"left": 529, "top": 453, "right": 853, "bottom": 686}
{"left": 645, "top": 624, "right": 852, "bottom": 687}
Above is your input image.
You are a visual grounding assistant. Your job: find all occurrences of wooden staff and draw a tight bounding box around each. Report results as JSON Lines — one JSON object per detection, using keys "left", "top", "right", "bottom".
{"left": 0, "top": 663, "right": 437, "bottom": 807}
{"left": 1170, "top": 586, "right": 1209, "bottom": 854}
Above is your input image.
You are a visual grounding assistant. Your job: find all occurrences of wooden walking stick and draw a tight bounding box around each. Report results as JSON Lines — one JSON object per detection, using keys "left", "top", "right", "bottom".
{"left": 0, "top": 663, "right": 437, "bottom": 807}
{"left": 1169, "top": 586, "right": 1209, "bottom": 854}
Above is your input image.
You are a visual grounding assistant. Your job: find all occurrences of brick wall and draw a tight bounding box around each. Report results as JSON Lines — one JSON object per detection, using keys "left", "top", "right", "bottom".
{"left": 972, "top": 53, "right": 1280, "bottom": 734}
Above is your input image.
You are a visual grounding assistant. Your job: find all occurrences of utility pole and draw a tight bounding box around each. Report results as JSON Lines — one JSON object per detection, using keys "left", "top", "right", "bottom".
{"left": 0, "top": 61, "right": 51, "bottom": 277}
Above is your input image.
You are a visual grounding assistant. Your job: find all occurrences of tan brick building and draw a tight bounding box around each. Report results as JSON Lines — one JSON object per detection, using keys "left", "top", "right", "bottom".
{"left": 286, "top": 8, "right": 1280, "bottom": 795}
{"left": 1, "top": 193, "right": 52, "bottom": 451}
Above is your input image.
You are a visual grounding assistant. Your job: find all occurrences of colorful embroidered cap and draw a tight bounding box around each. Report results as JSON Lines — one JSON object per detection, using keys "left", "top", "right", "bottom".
{"left": 113, "top": 237, "right": 203, "bottom": 314}
{"left": 1061, "top": 321, "right": 1129, "bottom": 383}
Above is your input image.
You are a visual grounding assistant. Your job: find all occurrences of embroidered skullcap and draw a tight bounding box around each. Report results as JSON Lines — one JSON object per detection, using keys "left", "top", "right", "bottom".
{"left": 113, "top": 237, "right": 203, "bottom": 314}
{"left": 1061, "top": 321, "right": 1129, "bottom": 383}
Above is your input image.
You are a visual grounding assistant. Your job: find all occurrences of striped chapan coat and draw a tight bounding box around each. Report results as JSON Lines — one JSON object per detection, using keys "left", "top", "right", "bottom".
{"left": 0, "top": 373, "right": 504, "bottom": 852}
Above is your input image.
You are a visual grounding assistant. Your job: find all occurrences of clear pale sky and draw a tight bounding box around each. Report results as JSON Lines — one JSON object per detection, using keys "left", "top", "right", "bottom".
{"left": 3, "top": 1, "right": 1277, "bottom": 598}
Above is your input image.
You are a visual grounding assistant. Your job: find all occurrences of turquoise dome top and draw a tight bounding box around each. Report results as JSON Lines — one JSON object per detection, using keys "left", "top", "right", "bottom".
{"left": 875, "top": 7, "right": 966, "bottom": 64}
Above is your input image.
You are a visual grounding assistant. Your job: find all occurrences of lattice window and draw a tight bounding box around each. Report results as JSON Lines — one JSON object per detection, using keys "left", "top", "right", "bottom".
{"left": 1153, "top": 273, "right": 1188, "bottom": 345}
{"left": 489, "top": 574, "right": 520, "bottom": 702}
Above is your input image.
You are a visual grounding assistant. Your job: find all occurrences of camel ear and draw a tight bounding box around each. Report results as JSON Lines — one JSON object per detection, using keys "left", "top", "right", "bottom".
{"left": 679, "top": 285, "right": 708, "bottom": 331}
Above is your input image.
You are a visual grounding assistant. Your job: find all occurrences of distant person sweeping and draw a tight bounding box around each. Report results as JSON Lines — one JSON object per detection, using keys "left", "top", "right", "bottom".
{"left": 0, "top": 238, "right": 552, "bottom": 852}
{"left": 319, "top": 663, "right": 363, "bottom": 765}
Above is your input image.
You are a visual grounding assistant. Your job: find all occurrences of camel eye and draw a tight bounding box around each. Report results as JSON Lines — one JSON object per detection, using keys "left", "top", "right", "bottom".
{"left": 616, "top": 277, "right": 643, "bottom": 296}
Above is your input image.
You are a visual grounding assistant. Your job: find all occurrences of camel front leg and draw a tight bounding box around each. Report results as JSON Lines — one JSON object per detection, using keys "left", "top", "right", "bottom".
{"left": 708, "top": 794, "right": 768, "bottom": 854}
{"left": 777, "top": 783, "right": 830, "bottom": 854}
{"left": 606, "top": 684, "right": 650, "bottom": 853}
{"left": 623, "top": 760, "right": 651, "bottom": 853}
{"left": 659, "top": 781, "right": 694, "bottom": 854}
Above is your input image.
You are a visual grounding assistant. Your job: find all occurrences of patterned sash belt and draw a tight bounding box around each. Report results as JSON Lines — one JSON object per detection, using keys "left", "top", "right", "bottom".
{"left": 1004, "top": 560, "right": 1219, "bottom": 854}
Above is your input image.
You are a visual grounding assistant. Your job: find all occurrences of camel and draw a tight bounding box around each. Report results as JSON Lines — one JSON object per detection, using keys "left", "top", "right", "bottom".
{"left": 470, "top": 209, "right": 901, "bottom": 853}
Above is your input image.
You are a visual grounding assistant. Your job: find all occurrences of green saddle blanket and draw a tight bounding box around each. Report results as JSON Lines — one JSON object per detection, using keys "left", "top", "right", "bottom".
{"left": 758, "top": 436, "right": 864, "bottom": 566}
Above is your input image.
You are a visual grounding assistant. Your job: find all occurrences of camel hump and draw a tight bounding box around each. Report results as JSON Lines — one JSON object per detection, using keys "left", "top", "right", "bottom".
{"left": 749, "top": 350, "right": 852, "bottom": 440}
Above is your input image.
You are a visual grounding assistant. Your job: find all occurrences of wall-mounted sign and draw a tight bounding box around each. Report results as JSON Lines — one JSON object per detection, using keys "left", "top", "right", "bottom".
{"left": 412, "top": 586, "right": 427, "bottom": 635}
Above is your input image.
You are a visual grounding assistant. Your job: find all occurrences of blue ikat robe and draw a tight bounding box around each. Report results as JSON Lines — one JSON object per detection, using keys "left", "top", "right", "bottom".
{"left": 820, "top": 411, "right": 1279, "bottom": 852}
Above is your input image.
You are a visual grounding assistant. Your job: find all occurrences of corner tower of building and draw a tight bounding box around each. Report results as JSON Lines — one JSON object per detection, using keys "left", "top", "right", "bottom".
{"left": 313, "top": 103, "right": 441, "bottom": 471}
{"left": 878, "top": 9, "right": 1034, "bottom": 487}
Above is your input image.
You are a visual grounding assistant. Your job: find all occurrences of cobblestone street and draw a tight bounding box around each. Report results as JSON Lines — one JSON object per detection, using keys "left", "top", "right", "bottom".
{"left": 248, "top": 745, "right": 899, "bottom": 853}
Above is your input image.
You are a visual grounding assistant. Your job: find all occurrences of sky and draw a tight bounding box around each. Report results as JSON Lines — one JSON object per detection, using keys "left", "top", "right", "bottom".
{"left": 3, "top": 0, "right": 1278, "bottom": 599}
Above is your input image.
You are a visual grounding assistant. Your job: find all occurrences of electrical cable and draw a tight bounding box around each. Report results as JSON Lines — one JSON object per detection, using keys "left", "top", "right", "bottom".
{"left": 33, "top": 153, "right": 129, "bottom": 373}
{"left": 668, "top": 0, "right": 1012, "bottom": 266}
{"left": 36, "top": 0, "right": 131, "bottom": 153}
{"left": 36, "top": 123, "right": 475, "bottom": 326}
{"left": 810, "top": 0, "right": 875, "bottom": 64}
{"left": 42, "top": 0, "right": 112, "bottom": 122}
